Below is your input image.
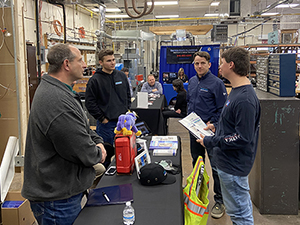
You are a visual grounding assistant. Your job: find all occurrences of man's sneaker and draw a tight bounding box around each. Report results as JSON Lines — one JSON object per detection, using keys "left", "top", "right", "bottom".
{"left": 211, "top": 202, "right": 225, "bottom": 219}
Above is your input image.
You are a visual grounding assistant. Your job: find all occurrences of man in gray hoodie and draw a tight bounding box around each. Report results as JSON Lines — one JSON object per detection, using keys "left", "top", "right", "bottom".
{"left": 22, "top": 44, "right": 107, "bottom": 225}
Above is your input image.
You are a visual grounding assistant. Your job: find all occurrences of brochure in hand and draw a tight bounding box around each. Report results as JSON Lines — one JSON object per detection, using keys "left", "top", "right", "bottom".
{"left": 149, "top": 136, "right": 178, "bottom": 156}
{"left": 179, "top": 112, "right": 214, "bottom": 139}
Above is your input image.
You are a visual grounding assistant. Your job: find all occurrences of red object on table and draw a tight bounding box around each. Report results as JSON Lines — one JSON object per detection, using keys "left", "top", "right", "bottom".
{"left": 114, "top": 134, "right": 137, "bottom": 174}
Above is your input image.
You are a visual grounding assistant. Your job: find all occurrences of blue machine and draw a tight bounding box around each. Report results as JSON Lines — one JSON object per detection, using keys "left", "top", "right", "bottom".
{"left": 160, "top": 44, "right": 220, "bottom": 104}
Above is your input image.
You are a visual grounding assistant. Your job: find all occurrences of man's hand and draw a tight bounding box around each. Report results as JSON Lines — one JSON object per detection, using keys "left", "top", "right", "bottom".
{"left": 175, "top": 109, "right": 181, "bottom": 114}
{"left": 205, "top": 121, "right": 215, "bottom": 133}
{"left": 96, "top": 143, "right": 107, "bottom": 163}
{"left": 152, "top": 88, "right": 158, "bottom": 92}
{"left": 102, "top": 118, "right": 109, "bottom": 124}
{"left": 196, "top": 134, "right": 205, "bottom": 147}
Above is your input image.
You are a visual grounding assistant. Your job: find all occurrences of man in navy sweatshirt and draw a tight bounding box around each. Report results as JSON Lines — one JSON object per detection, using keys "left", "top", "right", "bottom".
{"left": 198, "top": 47, "right": 261, "bottom": 225}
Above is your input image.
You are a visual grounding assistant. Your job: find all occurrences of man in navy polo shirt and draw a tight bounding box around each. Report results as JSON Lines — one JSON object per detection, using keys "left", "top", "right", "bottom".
{"left": 187, "top": 51, "right": 227, "bottom": 219}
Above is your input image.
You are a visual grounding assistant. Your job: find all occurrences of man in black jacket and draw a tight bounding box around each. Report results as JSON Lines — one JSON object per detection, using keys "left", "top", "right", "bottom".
{"left": 85, "top": 49, "right": 131, "bottom": 146}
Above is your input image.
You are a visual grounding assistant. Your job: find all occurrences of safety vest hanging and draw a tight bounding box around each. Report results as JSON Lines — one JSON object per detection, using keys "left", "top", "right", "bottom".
{"left": 183, "top": 156, "right": 209, "bottom": 225}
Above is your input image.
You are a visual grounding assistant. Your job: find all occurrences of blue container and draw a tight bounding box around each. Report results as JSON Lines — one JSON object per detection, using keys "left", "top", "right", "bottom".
{"left": 115, "top": 63, "right": 124, "bottom": 71}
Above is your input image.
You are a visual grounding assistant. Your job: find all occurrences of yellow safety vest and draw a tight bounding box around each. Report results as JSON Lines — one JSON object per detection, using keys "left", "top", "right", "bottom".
{"left": 183, "top": 156, "right": 209, "bottom": 225}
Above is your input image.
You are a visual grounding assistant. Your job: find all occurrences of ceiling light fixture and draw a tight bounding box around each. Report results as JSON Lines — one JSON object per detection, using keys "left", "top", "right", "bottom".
{"left": 275, "top": 3, "right": 299, "bottom": 8}
{"left": 261, "top": 12, "right": 280, "bottom": 16}
{"left": 204, "top": 13, "right": 219, "bottom": 17}
{"left": 105, "top": 14, "right": 130, "bottom": 18}
{"left": 155, "top": 15, "right": 179, "bottom": 18}
{"left": 210, "top": 2, "right": 220, "bottom": 6}
{"left": 106, "top": 8, "right": 121, "bottom": 12}
{"left": 148, "top": 1, "right": 178, "bottom": 6}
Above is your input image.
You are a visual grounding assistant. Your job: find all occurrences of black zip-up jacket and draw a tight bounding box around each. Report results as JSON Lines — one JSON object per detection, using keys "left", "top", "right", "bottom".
{"left": 85, "top": 68, "right": 131, "bottom": 122}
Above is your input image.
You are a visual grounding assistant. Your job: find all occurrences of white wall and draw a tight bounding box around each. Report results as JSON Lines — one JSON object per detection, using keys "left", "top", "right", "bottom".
{"left": 23, "top": 0, "right": 100, "bottom": 44}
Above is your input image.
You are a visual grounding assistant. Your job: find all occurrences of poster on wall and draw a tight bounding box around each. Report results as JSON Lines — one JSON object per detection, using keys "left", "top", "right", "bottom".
{"left": 166, "top": 46, "right": 202, "bottom": 64}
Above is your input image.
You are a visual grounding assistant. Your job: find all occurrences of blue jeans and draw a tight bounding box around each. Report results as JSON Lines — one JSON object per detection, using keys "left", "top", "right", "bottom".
{"left": 96, "top": 120, "right": 117, "bottom": 146}
{"left": 30, "top": 193, "right": 83, "bottom": 225}
{"left": 217, "top": 169, "right": 254, "bottom": 225}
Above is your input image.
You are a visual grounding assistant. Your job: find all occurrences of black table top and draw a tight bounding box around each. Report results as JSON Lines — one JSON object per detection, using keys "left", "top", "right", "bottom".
{"left": 131, "top": 95, "right": 167, "bottom": 135}
{"left": 74, "top": 136, "right": 184, "bottom": 225}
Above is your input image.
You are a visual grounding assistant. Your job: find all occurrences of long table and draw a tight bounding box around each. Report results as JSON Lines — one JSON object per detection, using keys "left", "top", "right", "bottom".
{"left": 74, "top": 136, "right": 184, "bottom": 225}
{"left": 131, "top": 94, "right": 167, "bottom": 135}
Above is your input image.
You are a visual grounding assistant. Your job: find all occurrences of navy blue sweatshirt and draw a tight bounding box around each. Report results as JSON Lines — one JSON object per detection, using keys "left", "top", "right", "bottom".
{"left": 204, "top": 85, "right": 261, "bottom": 176}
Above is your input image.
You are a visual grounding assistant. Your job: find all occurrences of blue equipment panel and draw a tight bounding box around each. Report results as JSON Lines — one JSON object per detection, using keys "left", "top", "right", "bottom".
{"left": 268, "top": 53, "right": 296, "bottom": 97}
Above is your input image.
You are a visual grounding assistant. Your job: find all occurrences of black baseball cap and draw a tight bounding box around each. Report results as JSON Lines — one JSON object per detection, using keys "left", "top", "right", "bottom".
{"left": 139, "top": 163, "right": 176, "bottom": 186}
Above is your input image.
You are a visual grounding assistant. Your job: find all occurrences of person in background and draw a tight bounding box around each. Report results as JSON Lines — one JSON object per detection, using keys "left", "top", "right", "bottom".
{"left": 22, "top": 44, "right": 107, "bottom": 225}
{"left": 187, "top": 51, "right": 228, "bottom": 219}
{"left": 178, "top": 67, "right": 189, "bottom": 83}
{"left": 141, "top": 74, "right": 163, "bottom": 94}
{"left": 85, "top": 49, "right": 131, "bottom": 147}
{"left": 121, "top": 67, "right": 133, "bottom": 97}
{"left": 198, "top": 47, "right": 261, "bottom": 224}
{"left": 162, "top": 79, "right": 187, "bottom": 134}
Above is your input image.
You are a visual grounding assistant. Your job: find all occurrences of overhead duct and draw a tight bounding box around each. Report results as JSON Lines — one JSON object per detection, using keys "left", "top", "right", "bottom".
{"left": 253, "top": 0, "right": 293, "bottom": 16}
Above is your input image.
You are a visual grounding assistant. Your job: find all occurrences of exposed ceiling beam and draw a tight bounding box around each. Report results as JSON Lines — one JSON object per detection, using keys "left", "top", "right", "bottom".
{"left": 149, "top": 25, "right": 213, "bottom": 35}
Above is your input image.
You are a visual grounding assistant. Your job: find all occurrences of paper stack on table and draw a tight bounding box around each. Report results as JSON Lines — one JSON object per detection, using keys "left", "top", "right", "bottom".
{"left": 149, "top": 136, "right": 178, "bottom": 156}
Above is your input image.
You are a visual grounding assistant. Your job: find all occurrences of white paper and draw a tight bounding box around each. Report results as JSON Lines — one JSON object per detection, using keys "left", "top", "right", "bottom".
{"left": 137, "top": 92, "right": 148, "bottom": 109}
{"left": 179, "top": 112, "right": 214, "bottom": 139}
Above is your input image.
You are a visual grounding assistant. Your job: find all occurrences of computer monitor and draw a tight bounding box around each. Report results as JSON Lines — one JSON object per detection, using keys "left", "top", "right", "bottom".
{"left": 162, "top": 72, "right": 178, "bottom": 84}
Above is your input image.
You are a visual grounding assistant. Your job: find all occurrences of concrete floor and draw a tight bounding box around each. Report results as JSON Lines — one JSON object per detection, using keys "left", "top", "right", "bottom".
{"left": 9, "top": 117, "right": 300, "bottom": 224}
{"left": 167, "top": 118, "right": 300, "bottom": 225}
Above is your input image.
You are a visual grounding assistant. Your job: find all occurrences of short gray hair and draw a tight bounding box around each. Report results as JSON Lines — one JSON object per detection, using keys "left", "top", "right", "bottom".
{"left": 47, "top": 44, "right": 76, "bottom": 74}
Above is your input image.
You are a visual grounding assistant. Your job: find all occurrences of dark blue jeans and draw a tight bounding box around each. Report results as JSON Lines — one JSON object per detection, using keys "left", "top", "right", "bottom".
{"left": 190, "top": 134, "right": 223, "bottom": 204}
{"left": 96, "top": 120, "right": 117, "bottom": 146}
{"left": 30, "top": 193, "right": 83, "bottom": 225}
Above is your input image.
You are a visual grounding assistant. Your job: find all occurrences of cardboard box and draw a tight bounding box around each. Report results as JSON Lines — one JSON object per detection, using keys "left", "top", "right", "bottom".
{"left": 0, "top": 137, "right": 35, "bottom": 225}
{"left": 1, "top": 192, "right": 35, "bottom": 225}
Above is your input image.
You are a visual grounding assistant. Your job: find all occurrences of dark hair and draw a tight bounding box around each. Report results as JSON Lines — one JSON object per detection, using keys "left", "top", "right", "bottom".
{"left": 172, "top": 79, "right": 186, "bottom": 93}
{"left": 221, "top": 47, "right": 250, "bottom": 76}
{"left": 47, "top": 44, "right": 76, "bottom": 74}
{"left": 193, "top": 51, "right": 210, "bottom": 62}
{"left": 121, "top": 67, "right": 129, "bottom": 73}
{"left": 98, "top": 49, "right": 114, "bottom": 61}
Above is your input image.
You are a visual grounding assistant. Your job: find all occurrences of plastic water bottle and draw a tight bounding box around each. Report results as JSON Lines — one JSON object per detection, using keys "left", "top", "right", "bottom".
{"left": 123, "top": 201, "right": 135, "bottom": 224}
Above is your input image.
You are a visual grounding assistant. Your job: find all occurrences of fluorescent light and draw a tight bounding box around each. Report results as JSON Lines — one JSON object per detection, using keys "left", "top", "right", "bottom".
{"left": 275, "top": 4, "right": 299, "bottom": 8}
{"left": 92, "top": 8, "right": 99, "bottom": 12}
{"left": 105, "top": 14, "right": 130, "bottom": 18}
{"left": 261, "top": 12, "right": 279, "bottom": 16}
{"left": 155, "top": 15, "right": 179, "bottom": 18}
{"left": 106, "top": 8, "right": 121, "bottom": 12}
{"left": 148, "top": 1, "right": 178, "bottom": 6}
{"left": 210, "top": 2, "right": 220, "bottom": 6}
{"left": 204, "top": 13, "right": 219, "bottom": 17}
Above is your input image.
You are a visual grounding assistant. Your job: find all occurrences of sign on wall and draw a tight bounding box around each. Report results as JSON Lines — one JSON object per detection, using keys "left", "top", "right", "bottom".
{"left": 166, "top": 46, "right": 202, "bottom": 64}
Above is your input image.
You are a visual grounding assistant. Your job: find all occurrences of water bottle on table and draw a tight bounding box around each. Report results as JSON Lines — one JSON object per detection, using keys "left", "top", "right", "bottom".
{"left": 123, "top": 201, "right": 135, "bottom": 224}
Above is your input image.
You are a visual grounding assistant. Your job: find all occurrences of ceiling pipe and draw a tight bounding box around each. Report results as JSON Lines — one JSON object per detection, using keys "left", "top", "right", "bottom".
{"left": 253, "top": 0, "right": 293, "bottom": 15}
{"left": 132, "top": 0, "right": 154, "bottom": 16}
{"left": 124, "top": 0, "right": 154, "bottom": 19}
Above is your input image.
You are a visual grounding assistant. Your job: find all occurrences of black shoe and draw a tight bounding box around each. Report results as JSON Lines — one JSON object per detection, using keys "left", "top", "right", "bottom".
{"left": 211, "top": 202, "right": 225, "bottom": 219}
